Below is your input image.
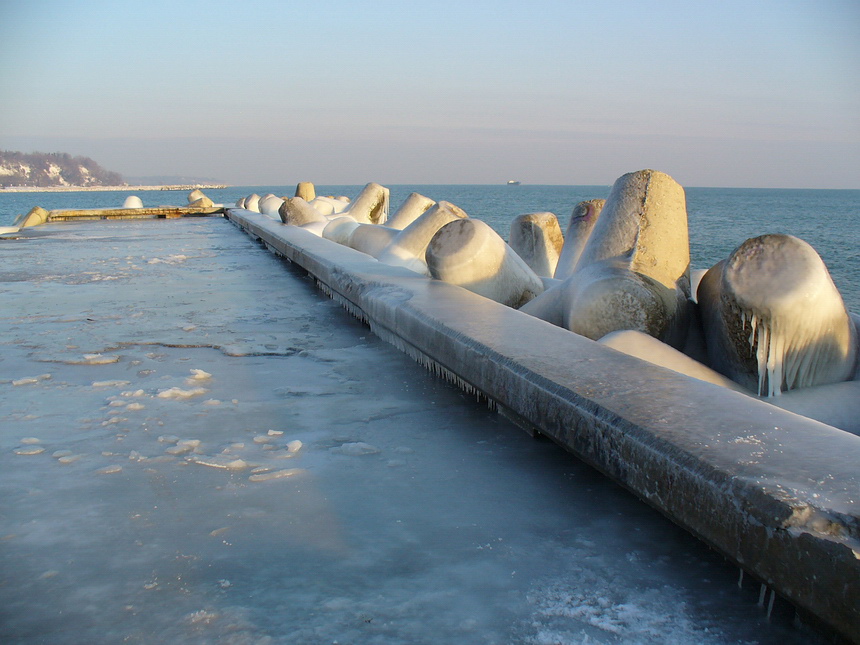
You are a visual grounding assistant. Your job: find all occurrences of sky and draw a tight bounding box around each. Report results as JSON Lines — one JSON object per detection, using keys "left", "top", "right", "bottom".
{"left": 1, "top": 0, "right": 858, "bottom": 188}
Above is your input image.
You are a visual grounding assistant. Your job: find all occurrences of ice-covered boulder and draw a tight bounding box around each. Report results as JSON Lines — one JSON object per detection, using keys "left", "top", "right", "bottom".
{"left": 259, "top": 194, "right": 285, "bottom": 217}
{"left": 386, "top": 193, "right": 436, "bottom": 230}
{"left": 343, "top": 183, "right": 389, "bottom": 225}
{"left": 509, "top": 212, "right": 564, "bottom": 278}
{"left": 123, "top": 195, "right": 143, "bottom": 209}
{"left": 347, "top": 224, "right": 399, "bottom": 258}
{"left": 427, "top": 218, "right": 544, "bottom": 308}
{"left": 525, "top": 170, "right": 691, "bottom": 348}
{"left": 322, "top": 217, "right": 361, "bottom": 245}
{"left": 244, "top": 194, "right": 261, "bottom": 213}
{"left": 375, "top": 201, "right": 468, "bottom": 276}
{"left": 279, "top": 197, "right": 327, "bottom": 226}
{"left": 697, "top": 234, "right": 858, "bottom": 396}
{"left": 188, "top": 196, "right": 214, "bottom": 208}
{"left": 187, "top": 189, "right": 206, "bottom": 204}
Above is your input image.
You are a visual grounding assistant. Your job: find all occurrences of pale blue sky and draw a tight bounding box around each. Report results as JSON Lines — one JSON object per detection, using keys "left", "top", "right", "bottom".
{"left": 1, "top": 0, "right": 858, "bottom": 187}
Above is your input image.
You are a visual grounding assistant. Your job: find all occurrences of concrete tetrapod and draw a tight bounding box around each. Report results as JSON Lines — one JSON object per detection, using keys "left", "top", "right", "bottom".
{"left": 427, "top": 218, "right": 545, "bottom": 308}
{"left": 259, "top": 194, "right": 285, "bottom": 218}
{"left": 343, "top": 182, "right": 389, "bottom": 224}
{"left": 295, "top": 181, "right": 316, "bottom": 201}
{"left": 508, "top": 212, "right": 564, "bottom": 278}
{"left": 697, "top": 234, "right": 858, "bottom": 397}
{"left": 522, "top": 170, "right": 691, "bottom": 348}
{"left": 347, "top": 224, "right": 399, "bottom": 258}
{"left": 279, "top": 197, "right": 328, "bottom": 227}
{"left": 322, "top": 216, "right": 361, "bottom": 245}
{"left": 554, "top": 199, "right": 605, "bottom": 280}
{"left": 375, "top": 201, "right": 468, "bottom": 276}
{"left": 386, "top": 192, "right": 436, "bottom": 230}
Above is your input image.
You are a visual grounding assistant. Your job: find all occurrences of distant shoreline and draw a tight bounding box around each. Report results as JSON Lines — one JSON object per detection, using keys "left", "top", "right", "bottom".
{"left": 0, "top": 184, "right": 228, "bottom": 193}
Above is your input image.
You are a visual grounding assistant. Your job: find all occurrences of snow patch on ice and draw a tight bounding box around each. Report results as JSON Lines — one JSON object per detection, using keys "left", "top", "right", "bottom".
{"left": 157, "top": 387, "right": 208, "bottom": 399}
{"left": 147, "top": 255, "right": 188, "bottom": 265}
{"left": 12, "top": 374, "right": 51, "bottom": 386}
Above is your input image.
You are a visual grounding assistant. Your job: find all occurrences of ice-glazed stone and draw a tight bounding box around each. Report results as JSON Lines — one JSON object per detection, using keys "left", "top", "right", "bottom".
{"left": 258, "top": 194, "right": 285, "bottom": 218}
{"left": 554, "top": 199, "right": 605, "bottom": 280}
{"left": 340, "top": 183, "right": 389, "bottom": 225}
{"left": 509, "top": 212, "right": 564, "bottom": 278}
{"left": 244, "top": 194, "right": 261, "bottom": 213}
{"left": 322, "top": 216, "right": 361, "bottom": 245}
{"left": 376, "top": 201, "right": 469, "bottom": 276}
{"left": 310, "top": 196, "right": 349, "bottom": 216}
{"left": 187, "top": 189, "right": 206, "bottom": 203}
{"left": 235, "top": 196, "right": 246, "bottom": 209}
{"left": 279, "top": 197, "right": 327, "bottom": 226}
{"left": 299, "top": 219, "right": 328, "bottom": 236}
{"left": 188, "top": 196, "right": 214, "bottom": 208}
{"left": 122, "top": 196, "right": 143, "bottom": 209}
{"left": 295, "top": 182, "right": 316, "bottom": 201}
{"left": 564, "top": 170, "right": 691, "bottom": 346}
{"left": 386, "top": 193, "right": 436, "bottom": 230}
{"left": 18, "top": 206, "right": 49, "bottom": 228}
{"left": 347, "top": 224, "right": 399, "bottom": 258}
{"left": 427, "top": 219, "right": 544, "bottom": 308}
{"left": 697, "top": 234, "right": 858, "bottom": 396}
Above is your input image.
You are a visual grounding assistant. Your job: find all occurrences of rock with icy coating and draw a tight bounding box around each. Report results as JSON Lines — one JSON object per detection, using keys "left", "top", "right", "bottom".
{"left": 344, "top": 183, "right": 389, "bottom": 224}
{"left": 123, "top": 195, "right": 143, "bottom": 209}
{"left": 509, "top": 212, "right": 564, "bottom": 278}
{"left": 279, "top": 197, "right": 327, "bottom": 226}
{"left": 322, "top": 217, "right": 361, "bottom": 245}
{"left": 386, "top": 193, "right": 436, "bottom": 230}
{"left": 258, "top": 194, "right": 285, "bottom": 217}
{"left": 521, "top": 171, "right": 691, "bottom": 347}
{"left": 347, "top": 224, "right": 399, "bottom": 258}
{"left": 17, "top": 206, "right": 49, "bottom": 228}
{"left": 376, "top": 201, "right": 468, "bottom": 276}
{"left": 244, "top": 194, "right": 261, "bottom": 213}
{"left": 427, "top": 218, "right": 544, "bottom": 308}
{"left": 188, "top": 196, "right": 214, "bottom": 208}
{"left": 697, "top": 234, "right": 858, "bottom": 396}
{"left": 187, "top": 189, "right": 206, "bottom": 203}
{"left": 554, "top": 199, "right": 605, "bottom": 280}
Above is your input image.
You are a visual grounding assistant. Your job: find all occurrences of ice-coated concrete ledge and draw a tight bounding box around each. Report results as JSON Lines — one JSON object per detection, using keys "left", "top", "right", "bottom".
{"left": 226, "top": 208, "right": 860, "bottom": 641}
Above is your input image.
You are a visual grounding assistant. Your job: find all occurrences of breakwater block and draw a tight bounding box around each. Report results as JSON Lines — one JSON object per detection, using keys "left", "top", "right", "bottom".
{"left": 227, "top": 208, "right": 860, "bottom": 642}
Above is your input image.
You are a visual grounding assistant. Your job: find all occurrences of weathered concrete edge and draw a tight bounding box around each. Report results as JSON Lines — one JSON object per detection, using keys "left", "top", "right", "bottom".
{"left": 227, "top": 209, "right": 860, "bottom": 641}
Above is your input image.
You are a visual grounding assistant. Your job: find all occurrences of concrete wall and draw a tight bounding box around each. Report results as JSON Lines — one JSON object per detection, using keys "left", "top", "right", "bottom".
{"left": 227, "top": 209, "right": 860, "bottom": 642}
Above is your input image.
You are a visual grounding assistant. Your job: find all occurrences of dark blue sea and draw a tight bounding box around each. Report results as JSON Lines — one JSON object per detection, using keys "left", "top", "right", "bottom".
{"left": 1, "top": 184, "right": 857, "bottom": 311}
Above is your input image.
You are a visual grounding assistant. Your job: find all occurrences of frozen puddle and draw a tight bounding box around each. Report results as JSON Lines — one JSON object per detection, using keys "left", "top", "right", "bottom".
{"left": 0, "top": 219, "right": 822, "bottom": 644}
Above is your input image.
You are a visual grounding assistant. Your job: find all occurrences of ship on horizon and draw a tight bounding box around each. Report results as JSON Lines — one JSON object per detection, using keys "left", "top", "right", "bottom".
{"left": 506, "top": 180, "right": 521, "bottom": 185}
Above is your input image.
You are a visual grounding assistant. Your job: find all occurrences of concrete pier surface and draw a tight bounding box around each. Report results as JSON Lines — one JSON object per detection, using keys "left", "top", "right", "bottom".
{"left": 0, "top": 217, "right": 844, "bottom": 644}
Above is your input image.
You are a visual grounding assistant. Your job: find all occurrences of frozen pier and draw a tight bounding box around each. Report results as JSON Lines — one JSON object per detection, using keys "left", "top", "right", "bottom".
{"left": 0, "top": 215, "right": 854, "bottom": 643}
{"left": 228, "top": 208, "right": 860, "bottom": 643}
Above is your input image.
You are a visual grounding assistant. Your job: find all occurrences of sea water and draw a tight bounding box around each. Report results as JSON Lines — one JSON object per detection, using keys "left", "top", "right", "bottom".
{"left": 1, "top": 184, "right": 856, "bottom": 312}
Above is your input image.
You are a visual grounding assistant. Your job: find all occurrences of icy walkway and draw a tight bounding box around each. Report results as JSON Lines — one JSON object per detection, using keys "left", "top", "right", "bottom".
{"left": 0, "top": 219, "right": 826, "bottom": 644}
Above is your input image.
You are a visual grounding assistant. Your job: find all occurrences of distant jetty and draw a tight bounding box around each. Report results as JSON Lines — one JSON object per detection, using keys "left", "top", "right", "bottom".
{"left": 0, "top": 184, "right": 227, "bottom": 193}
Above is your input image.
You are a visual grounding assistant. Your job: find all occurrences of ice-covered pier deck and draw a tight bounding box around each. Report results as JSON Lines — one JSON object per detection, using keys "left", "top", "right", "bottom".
{"left": 1, "top": 214, "right": 856, "bottom": 643}
{"left": 227, "top": 208, "right": 860, "bottom": 643}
